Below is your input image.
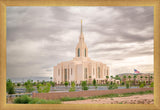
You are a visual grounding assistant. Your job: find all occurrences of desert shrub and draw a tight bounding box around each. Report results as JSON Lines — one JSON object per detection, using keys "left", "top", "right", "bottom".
{"left": 150, "top": 82, "right": 154, "bottom": 87}
{"left": 64, "top": 81, "right": 69, "bottom": 87}
{"left": 24, "top": 80, "right": 35, "bottom": 93}
{"left": 69, "top": 81, "right": 76, "bottom": 92}
{"left": 108, "top": 83, "right": 118, "bottom": 90}
{"left": 14, "top": 95, "right": 61, "bottom": 104}
{"left": 14, "top": 95, "right": 32, "bottom": 104}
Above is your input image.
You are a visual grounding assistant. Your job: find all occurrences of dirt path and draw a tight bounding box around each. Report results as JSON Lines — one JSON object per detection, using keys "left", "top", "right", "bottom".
{"left": 62, "top": 94, "right": 154, "bottom": 104}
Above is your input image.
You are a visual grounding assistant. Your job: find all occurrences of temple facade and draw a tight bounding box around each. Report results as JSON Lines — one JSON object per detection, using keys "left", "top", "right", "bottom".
{"left": 53, "top": 21, "right": 109, "bottom": 84}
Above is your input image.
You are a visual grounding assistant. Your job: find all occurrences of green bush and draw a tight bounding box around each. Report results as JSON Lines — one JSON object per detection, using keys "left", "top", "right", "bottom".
{"left": 69, "top": 81, "right": 76, "bottom": 92}
{"left": 121, "top": 82, "right": 124, "bottom": 85}
{"left": 14, "top": 95, "right": 32, "bottom": 104}
{"left": 24, "top": 80, "right": 35, "bottom": 93}
{"left": 37, "top": 83, "right": 51, "bottom": 93}
{"left": 50, "top": 81, "right": 55, "bottom": 87}
{"left": 17, "top": 83, "right": 21, "bottom": 86}
{"left": 150, "top": 82, "right": 154, "bottom": 87}
{"left": 83, "top": 86, "right": 88, "bottom": 90}
{"left": 108, "top": 83, "right": 118, "bottom": 90}
{"left": 64, "top": 81, "right": 69, "bottom": 87}
{"left": 139, "top": 83, "right": 144, "bottom": 88}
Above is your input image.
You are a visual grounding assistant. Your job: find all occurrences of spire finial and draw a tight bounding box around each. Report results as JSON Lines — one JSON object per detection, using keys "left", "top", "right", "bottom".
{"left": 81, "top": 20, "right": 82, "bottom": 33}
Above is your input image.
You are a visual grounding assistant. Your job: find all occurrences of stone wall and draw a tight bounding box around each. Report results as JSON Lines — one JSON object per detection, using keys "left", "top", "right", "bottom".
{"left": 32, "top": 88, "right": 153, "bottom": 100}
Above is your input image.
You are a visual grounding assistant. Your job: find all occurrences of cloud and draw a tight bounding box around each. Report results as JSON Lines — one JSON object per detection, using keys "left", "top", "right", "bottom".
{"left": 6, "top": 6, "right": 153, "bottom": 80}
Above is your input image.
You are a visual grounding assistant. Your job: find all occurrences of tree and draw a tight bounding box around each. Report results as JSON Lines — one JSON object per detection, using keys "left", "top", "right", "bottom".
{"left": 17, "top": 83, "right": 21, "bottom": 87}
{"left": 81, "top": 81, "right": 88, "bottom": 90}
{"left": 92, "top": 79, "right": 97, "bottom": 89}
{"left": 37, "top": 82, "right": 51, "bottom": 93}
{"left": 6, "top": 79, "right": 15, "bottom": 94}
{"left": 64, "top": 81, "right": 69, "bottom": 87}
{"left": 133, "top": 75, "right": 137, "bottom": 85}
{"left": 69, "top": 81, "right": 76, "bottom": 92}
{"left": 24, "top": 80, "right": 35, "bottom": 93}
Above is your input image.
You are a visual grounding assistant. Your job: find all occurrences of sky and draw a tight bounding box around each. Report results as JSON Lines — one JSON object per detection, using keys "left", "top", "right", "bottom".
{"left": 7, "top": 6, "right": 153, "bottom": 82}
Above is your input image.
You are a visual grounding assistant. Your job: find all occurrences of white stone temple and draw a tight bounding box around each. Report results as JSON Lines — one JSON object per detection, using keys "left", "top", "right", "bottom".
{"left": 53, "top": 20, "right": 109, "bottom": 84}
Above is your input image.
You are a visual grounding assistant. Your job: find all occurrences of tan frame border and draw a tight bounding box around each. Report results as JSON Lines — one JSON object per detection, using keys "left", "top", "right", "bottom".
{"left": 0, "top": 0, "right": 160, "bottom": 110}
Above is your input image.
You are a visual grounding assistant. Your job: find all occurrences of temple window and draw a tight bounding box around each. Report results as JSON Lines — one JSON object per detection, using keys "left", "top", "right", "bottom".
{"left": 78, "top": 48, "right": 80, "bottom": 57}
{"left": 93, "top": 68, "right": 95, "bottom": 75}
{"left": 98, "top": 67, "right": 100, "bottom": 78}
{"left": 71, "top": 68, "right": 72, "bottom": 75}
{"left": 84, "top": 68, "right": 87, "bottom": 79}
{"left": 65, "top": 69, "right": 67, "bottom": 81}
{"left": 58, "top": 69, "right": 60, "bottom": 76}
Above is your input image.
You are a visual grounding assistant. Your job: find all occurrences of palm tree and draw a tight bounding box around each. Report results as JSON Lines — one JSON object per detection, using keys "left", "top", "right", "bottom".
{"left": 110, "top": 75, "right": 113, "bottom": 84}
{"left": 123, "top": 75, "right": 127, "bottom": 84}
{"left": 150, "top": 75, "right": 153, "bottom": 84}
{"left": 106, "top": 76, "right": 109, "bottom": 84}
{"left": 145, "top": 76, "right": 148, "bottom": 84}
{"left": 50, "top": 77, "right": 52, "bottom": 81}
{"left": 128, "top": 75, "right": 132, "bottom": 87}
{"left": 140, "top": 76, "right": 143, "bottom": 82}
{"left": 133, "top": 75, "right": 137, "bottom": 85}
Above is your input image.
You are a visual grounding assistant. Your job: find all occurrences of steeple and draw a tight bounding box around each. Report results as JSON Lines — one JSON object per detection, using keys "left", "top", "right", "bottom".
{"left": 79, "top": 20, "right": 84, "bottom": 40}
{"left": 75, "top": 20, "right": 88, "bottom": 58}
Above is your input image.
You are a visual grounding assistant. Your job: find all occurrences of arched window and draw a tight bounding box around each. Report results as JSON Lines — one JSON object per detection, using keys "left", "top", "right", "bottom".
{"left": 78, "top": 48, "right": 80, "bottom": 57}
{"left": 85, "top": 48, "right": 86, "bottom": 57}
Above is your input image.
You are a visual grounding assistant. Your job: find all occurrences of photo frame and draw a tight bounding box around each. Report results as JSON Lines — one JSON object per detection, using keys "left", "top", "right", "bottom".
{"left": 0, "top": 0, "right": 160, "bottom": 110}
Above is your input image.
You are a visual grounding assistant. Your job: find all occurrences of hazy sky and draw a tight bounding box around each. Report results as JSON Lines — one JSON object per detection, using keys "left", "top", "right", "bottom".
{"left": 7, "top": 6, "right": 153, "bottom": 80}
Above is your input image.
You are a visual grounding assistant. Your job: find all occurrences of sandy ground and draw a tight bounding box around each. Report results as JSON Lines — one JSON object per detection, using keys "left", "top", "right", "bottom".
{"left": 62, "top": 94, "right": 154, "bottom": 104}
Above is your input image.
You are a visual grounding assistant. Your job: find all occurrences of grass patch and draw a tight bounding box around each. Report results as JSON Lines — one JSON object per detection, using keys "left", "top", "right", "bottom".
{"left": 60, "top": 97, "right": 86, "bottom": 101}
{"left": 60, "top": 90, "right": 153, "bottom": 102}
{"left": 87, "top": 90, "right": 153, "bottom": 99}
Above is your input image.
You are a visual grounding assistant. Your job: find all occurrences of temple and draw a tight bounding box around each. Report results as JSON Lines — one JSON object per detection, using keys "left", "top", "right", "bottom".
{"left": 53, "top": 20, "right": 109, "bottom": 84}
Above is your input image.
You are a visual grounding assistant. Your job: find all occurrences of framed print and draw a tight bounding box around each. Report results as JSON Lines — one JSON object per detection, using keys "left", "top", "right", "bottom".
{"left": 0, "top": 0, "right": 160, "bottom": 110}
